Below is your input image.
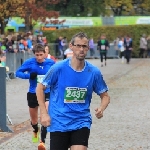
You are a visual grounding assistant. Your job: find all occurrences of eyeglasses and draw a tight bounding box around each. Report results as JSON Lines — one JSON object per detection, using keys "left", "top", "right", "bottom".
{"left": 73, "top": 44, "right": 89, "bottom": 49}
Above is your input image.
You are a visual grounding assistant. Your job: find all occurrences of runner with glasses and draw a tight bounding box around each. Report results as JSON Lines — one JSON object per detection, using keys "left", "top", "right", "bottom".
{"left": 36, "top": 32, "right": 110, "bottom": 150}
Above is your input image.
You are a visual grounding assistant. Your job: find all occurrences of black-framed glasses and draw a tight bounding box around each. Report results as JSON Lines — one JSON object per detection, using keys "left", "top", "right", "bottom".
{"left": 73, "top": 44, "right": 89, "bottom": 49}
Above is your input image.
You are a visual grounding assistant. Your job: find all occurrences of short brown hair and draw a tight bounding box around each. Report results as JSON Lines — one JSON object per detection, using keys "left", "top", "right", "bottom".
{"left": 70, "top": 32, "right": 89, "bottom": 45}
{"left": 32, "top": 43, "right": 45, "bottom": 54}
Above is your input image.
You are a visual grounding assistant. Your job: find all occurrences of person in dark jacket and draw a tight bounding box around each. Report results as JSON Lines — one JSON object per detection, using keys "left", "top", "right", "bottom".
{"left": 124, "top": 35, "right": 133, "bottom": 64}
{"left": 97, "top": 34, "right": 109, "bottom": 67}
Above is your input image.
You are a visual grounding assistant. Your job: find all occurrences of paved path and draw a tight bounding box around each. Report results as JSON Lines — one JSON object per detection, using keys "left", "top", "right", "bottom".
{"left": 0, "top": 58, "right": 150, "bottom": 150}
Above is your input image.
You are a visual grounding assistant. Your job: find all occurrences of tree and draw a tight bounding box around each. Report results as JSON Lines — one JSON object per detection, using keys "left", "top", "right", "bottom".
{"left": 0, "top": 0, "right": 62, "bottom": 34}
{"left": 21, "top": 0, "right": 63, "bottom": 32}
{"left": 104, "top": 0, "right": 133, "bottom": 16}
{"left": 132, "top": 0, "right": 150, "bottom": 15}
{"left": 0, "top": 0, "right": 25, "bottom": 34}
{"left": 104, "top": 0, "right": 150, "bottom": 16}
{"left": 47, "top": 0, "right": 105, "bottom": 17}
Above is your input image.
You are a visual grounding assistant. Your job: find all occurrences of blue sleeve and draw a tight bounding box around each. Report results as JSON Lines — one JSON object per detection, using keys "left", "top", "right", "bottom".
{"left": 16, "top": 60, "right": 30, "bottom": 79}
{"left": 93, "top": 70, "right": 108, "bottom": 95}
{"left": 42, "top": 65, "right": 59, "bottom": 88}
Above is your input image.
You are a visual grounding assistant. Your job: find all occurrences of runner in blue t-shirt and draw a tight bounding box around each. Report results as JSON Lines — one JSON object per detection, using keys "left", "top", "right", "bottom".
{"left": 36, "top": 32, "right": 110, "bottom": 150}
{"left": 16, "top": 44, "right": 55, "bottom": 144}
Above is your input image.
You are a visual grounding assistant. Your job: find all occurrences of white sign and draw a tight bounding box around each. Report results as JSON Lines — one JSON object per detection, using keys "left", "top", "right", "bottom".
{"left": 63, "top": 19, "right": 93, "bottom": 26}
{"left": 136, "top": 18, "right": 150, "bottom": 24}
{"left": 45, "top": 18, "right": 93, "bottom": 26}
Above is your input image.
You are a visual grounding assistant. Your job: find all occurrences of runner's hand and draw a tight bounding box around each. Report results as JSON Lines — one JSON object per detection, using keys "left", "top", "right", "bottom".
{"left": 95, "top": 107, "right": 103, "bottom": 119}
{"left": 30, "top": 72, "right": 37, "bottom": 80}
{"left": 40, "top": 114, "right": 51, "bottom": 127}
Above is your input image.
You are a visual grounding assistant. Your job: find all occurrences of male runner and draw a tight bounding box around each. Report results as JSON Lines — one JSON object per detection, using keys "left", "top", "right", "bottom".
{"left": 16, "top": 43, "right": 55, "bottom": 145}
{"left": 38, "top": 44, "right": 56, "bottom": 150}
{"left": 97, "top": 34, "right": 109, "bottom": 67}
{"left": 36, "top": 32, "right": 110, "bottom": 150}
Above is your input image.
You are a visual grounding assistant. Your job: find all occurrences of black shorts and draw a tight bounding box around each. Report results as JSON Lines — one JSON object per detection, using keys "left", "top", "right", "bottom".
{"left": 50, "top": 127, "right": 90, "bottom": 150}
{"left": 27, "top": 92, "right": 50, "bottom": 108}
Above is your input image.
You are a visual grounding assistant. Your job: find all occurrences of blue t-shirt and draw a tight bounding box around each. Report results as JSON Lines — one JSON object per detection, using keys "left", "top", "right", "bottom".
{"left": 42, "top": 59, "right": 108, "bottom": 132}
{"left": 27, "top": 39, "right": 32, "bottom": 49}
{"left": 19, "top": 43, "right": 25, "bottom": 50}
{"left": 16, "top": 57, "right": 55, "bottom": 93}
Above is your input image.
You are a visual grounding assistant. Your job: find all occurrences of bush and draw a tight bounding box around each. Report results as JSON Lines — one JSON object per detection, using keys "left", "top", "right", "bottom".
{"left": 43, "top": 25, "right": 150, "bottom": 57}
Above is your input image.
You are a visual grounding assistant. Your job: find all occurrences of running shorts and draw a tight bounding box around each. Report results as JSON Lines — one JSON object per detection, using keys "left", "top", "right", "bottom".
{"left": 27, "top": 92, "right": 50, "bottom": 108}
{"left": 50, "top": 127, "right": 90, "bottom": 150}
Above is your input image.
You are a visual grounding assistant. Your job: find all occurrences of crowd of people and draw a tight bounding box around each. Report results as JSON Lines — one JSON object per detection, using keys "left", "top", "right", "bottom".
{"left": 114, "top": 35, "right": 133, "bottom": 64}
{"left": 2, "top": 31, "right": 150, "bottom": 76}
{"left": 0, "top": 32, "right": 47, "bottom": 54}
{"left": 114, "top": 33, "right": 150, "bottom": 65}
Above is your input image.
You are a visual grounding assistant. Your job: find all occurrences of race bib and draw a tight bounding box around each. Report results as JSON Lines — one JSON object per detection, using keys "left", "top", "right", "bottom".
{"left": 101, "top": 45, "right": 105, "bottom": 50}
{"left": 37, "top": 75, "right": 45, "bottom": 83}
{"left": 120, "top": 46, "right": 124, "bottom": 52}
{"left": 64, "top": 87, "right": 87, "bottom": 103}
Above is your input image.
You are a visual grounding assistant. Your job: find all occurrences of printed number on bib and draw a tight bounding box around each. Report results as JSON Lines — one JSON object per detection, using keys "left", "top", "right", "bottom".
{"left": 37, "top": 75, "right": 45, "bottom": 83}
{"left": 64, "top": 87, "right": 87, "bottom": 103}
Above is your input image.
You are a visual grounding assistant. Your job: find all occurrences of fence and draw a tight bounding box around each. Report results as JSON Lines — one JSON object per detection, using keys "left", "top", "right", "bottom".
{"left": 0, "top": 67, "right": 13, "bottom": 132}
{"left": 6, "top": 43, "right": 118, "bottom": 73}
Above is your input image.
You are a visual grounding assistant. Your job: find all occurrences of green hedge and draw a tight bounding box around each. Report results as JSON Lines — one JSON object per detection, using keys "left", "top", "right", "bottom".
{"left": 43, "top": 25, "right": 150, "bottom": 57}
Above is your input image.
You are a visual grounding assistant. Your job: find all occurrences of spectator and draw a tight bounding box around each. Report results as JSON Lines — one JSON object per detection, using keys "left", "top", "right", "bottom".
{"left": 17, "top": 33, "right": 23, "bottom": 41}
{"left": 62, "top": 37, "right": 68, "bottom": 51}
{"left": 89, "top": 37, "right": 95, "bottom": 58}
{"left": 0, "top": 49, "right": 6, "bottom": 67}
{"left": 64, "top": 48, "right": 73, "bottom": 59}
{"left": 54, "top": 37, "right": 60, "bottom": 57}
{"left": 27, "top": 35, "right": 33, "bottom": 52}
{"left": 6, "top": 36, "right": 14, "bottom": 53}
{"left": 42, "top": 36, "right": 47, "bottom": 45}
{"left": 118, "top": 37, "right": 125, "bottom": 63}
{"left": 147, "top": 35, "right": 150, "bottom": 58}
{"left": 58, "top": 36, "right": 63, "bottom": 58}
{"left": 124, "top": 35, "right": 133, "bottom": 64}
{"left": 114, "top": 36, "right": 120, "bottom": 58}
{"left": 44, "top": 44, "right": 56, "bottom": 62}
{"left": 32, "top": 35, "right": 37, "bottom": 46}
{"left": 12, "top": 41, "right": 18, "bottom": 53}
{"left": 139, "top": 34, "right": 147, "bottom": 58}
{"left": 37, "top": 36, "right": 44, "bottom": 45}
{"left": 1, "top": 41, "right": 7, "bottom": 54}
{"left": 18, "top": 38, "right": 25, "bottom": 53}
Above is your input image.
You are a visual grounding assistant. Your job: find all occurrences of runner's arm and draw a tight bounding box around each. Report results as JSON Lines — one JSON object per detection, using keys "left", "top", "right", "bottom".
{"left": 36, "top": 83, "right": 47, "bottom": 115}
{"left": 99, "top": 92, "right": 110, "bottom": 111}
{"left": 16, "top": 61, "right": 30, "bottom": 79}
{"left": 95, "top": 92, "right": 110, "bottom": 119}
{"left": 36, "top": 83, "right": 51, "bottom": 126}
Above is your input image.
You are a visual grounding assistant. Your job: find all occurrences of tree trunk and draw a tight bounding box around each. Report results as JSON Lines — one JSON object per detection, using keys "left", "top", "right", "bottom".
{"left": 25, "top": 14, "right": 30, "bottom": 32}
{"left": 0, "top": 21, "right": 5, "bottom": 34}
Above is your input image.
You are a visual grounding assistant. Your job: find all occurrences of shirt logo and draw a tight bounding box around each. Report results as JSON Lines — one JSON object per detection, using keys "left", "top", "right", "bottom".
{"left": 39, "top": 66, "right": 44, "bottom": 69}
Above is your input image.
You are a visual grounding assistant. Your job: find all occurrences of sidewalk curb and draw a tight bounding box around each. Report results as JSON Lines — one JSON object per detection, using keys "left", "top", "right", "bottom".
{"left": 0, "top": 120, "right": 31, "bottom": 144}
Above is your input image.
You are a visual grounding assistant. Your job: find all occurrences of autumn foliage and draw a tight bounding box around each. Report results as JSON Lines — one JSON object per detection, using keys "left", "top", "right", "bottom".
{"left": 0, "top": 0, "right": 62, "bottom": 34}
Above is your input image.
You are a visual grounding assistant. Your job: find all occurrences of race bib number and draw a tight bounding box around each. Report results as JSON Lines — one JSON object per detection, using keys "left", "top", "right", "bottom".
{"left": 37, "top": 75, "right": 45, "bottom": 83}
{"left": 101, "top": 45, "right": 105, "bottom": 50}
{"left": 64, "top": 87, "right": 87, "bottom": 103}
